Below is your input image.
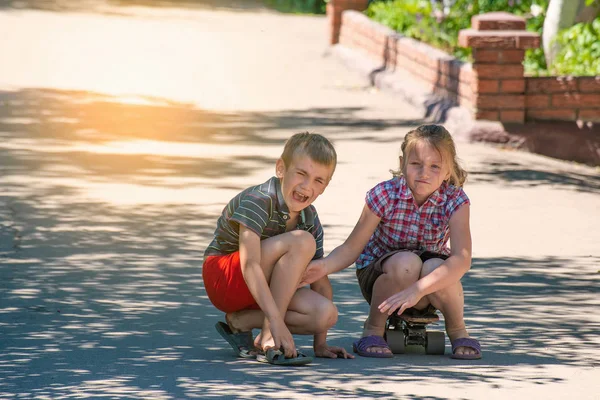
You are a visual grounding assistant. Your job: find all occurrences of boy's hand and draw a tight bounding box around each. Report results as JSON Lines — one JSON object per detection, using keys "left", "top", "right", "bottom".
{"left": 257, "top": 318, "right": 297, "bottom": 358}
{"left": 314, "top": 343, "right": 354, "bottom": 359}
{"left": 378, "top": 284, "right": 422, "bottom": 316}
{"left": 299, "top": 260, "right": 327, "bottom": 287}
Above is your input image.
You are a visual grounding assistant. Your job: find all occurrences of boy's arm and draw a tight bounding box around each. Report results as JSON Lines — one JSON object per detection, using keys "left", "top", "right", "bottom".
{"left": 239, "top": 225, "right": 295, "bottom": 356}
{"left": 379, "top": 204, "right": 472, "bottom": 316}
{"left": 300, "top": 204, "right": 381, "bottom": 286}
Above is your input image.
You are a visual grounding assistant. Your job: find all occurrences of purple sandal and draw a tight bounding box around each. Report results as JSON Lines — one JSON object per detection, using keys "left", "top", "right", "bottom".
{"left": 352, "top": 335, "right": 393, "bottom": 358}
{"left": 451, "top": 337, "right": 482, "bottom": 360}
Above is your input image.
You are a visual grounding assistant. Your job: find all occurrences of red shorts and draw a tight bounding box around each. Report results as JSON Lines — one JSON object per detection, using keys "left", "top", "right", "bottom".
{"left": 202, "top": 252, "right": 260, "bottom": 313}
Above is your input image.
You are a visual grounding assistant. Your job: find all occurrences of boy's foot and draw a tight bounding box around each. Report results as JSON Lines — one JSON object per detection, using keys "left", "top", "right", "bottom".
{"left": 214, "top": 321, "right": 258, "bottom": 359}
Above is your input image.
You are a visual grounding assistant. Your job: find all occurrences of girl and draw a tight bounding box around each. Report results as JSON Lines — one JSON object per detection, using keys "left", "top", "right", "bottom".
{"left": 300, "top": 124, "right": 481, "bottom": 360}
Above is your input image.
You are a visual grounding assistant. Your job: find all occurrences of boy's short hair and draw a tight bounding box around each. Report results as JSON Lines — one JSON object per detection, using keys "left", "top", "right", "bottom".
{"left": 281, "top": 132, "right": 337, "bottom": 175}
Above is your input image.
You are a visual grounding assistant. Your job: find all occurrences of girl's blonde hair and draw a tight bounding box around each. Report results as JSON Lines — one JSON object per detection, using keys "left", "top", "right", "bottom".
{"left": 392, "top": 124, "right": 467, "bottom": 187}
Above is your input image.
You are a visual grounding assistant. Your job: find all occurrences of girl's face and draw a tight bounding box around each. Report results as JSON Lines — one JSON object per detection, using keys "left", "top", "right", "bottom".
{"left": 276, "top": 153, "right": 333, "bottom": 218}
{"left": 402, "top": 141, "right": 450, "bottom": 206}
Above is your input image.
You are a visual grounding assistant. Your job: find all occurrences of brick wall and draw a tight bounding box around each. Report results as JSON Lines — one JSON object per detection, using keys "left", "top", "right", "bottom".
{"left": 525, "top": 76, "right": 600, "bottom": 123}
{"left": 331, "top": 9, "right": 600, "bottom": 125}
{"left": 339, "top": 11, "right": 475, "bottom": 112}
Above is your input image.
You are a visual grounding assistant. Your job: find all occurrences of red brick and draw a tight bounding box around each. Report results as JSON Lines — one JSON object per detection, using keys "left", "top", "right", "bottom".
{"left": 578, "top": 109, "right": 600, "bottom": 122}
{"left": 499, "top": 49, "right": 527, "bottom": 63}
{"left": 459, "top": 30, "right": 539, "bottom": 49}
{"left": 526, "top": 94, "right": 550, "bottom": 108}
{"left": 526, "top": 77, "right": 578, "bottom": 93}
{"left": 473, "top": 49, "right": 525, "bottom": 63}
{"left": 473, "top": 49, "right": 502, "bottom": 63}
{"left": 476, "top": 94, "right": 524, "bottom": 109}
{"left": 476, "top": 80, "right": 499, "bottom": 93}
{"left": 552, "top": 93, "right": 600, "bottom": 108}
{"left": 501, "top": 79, "right": 525, "bottom": 93}
{"left": 472, "top": 12, "right": 526, "bottom": 31}
{"left": 578, "top": 77, "right": 600, "bottom": 93}
{"left": 475, "top": 110, "right": 500, "bottom": 120}
{"left": 526, "top": 109, "right": 577, "bottom": 121}
{"left": 330, "top": 0, "right": 369, "bottom": 8}
{"left": 500, "top": 110, "right": 525, "bottom": 122}
{"left": 474, "top": 64, "right": 524, "bottom": 79}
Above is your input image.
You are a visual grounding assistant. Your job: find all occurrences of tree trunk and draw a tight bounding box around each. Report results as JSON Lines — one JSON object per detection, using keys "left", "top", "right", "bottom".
{"left": 542, "top": 0, "right": 585, "bottom": 67}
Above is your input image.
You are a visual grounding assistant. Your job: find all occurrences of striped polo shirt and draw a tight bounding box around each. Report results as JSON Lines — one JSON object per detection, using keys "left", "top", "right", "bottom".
{"left": 204, "top": 176, "right": 324, "bottom": 260}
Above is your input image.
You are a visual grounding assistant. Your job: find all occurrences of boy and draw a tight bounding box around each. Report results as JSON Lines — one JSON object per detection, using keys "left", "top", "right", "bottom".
{"left": 202, "top": 132, "right": 353, "bottom": 365}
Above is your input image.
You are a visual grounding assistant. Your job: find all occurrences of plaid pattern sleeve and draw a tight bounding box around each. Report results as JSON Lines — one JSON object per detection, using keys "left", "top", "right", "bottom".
{"left": 365, "top": 180, "right": 393, "bottom": 220}
{"left": 444, "top": 186, "right": 470, "bottom": 219}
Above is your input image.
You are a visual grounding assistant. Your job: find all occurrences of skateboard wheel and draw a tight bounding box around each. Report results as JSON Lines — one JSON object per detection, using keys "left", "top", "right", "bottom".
{"left": 425, "top": 331, "right": 445, "bottom": 355}
{"left": 386, "top": 329, "right": 405, "bottom": 354}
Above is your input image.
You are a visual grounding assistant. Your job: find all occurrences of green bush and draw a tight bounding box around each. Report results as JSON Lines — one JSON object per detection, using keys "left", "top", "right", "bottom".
{"left": 263, "top": 0, "right": 327, "bottom": 14}
{"left": 551, "top": 18, "right": 600, "bottom": 75}
{"left": 367, "top": 0, "right": 556, "bottom": 74}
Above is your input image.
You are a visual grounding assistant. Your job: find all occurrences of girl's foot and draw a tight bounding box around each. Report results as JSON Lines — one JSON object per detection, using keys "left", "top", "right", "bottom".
{"left": 447, "top": 329, "right": 480, "bottom": 358}
{"left": 360, "top": 318, "right": 391, "bottom": 357}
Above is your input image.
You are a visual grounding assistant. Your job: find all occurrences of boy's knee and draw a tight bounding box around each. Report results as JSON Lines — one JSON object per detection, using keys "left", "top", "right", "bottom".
{"left": 317, "top": 301, "right": 338, "bottom": 331}
{"left": 289, "top": 230, "right": 316, "bottom": 255}
{"left": 310, "top": 299, "right": 337, "bottom": 332}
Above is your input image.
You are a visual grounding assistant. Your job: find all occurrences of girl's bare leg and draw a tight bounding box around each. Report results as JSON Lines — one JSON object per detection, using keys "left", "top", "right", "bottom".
{"left": 361, "top": 251, "right": 423, "bottom": 356}
{"left": 420, "top": 258, "right": 477, "bottom": 357}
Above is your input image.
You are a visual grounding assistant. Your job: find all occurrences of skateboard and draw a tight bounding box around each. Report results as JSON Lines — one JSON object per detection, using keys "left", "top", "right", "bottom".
{"left": 385, "top": 310, "right": 445, "bottom": 355}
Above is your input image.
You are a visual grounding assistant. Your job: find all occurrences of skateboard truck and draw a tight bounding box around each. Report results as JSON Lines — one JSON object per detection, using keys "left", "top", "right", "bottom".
{"left": 385, "top": 309, "right": 446, "bottom": 355}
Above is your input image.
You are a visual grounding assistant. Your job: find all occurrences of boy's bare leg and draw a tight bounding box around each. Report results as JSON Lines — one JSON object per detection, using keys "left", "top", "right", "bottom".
{"left": 225, "top": 230, "right": 316, "bottom": 348}
{"left": 362, "top": 252, "right": 422, "bottom": 356}
{"left": 227, "top": 287, "right": 337, "bottom": 334}
{"left": 421, "top": 258, "right": 477, "bottom": 357}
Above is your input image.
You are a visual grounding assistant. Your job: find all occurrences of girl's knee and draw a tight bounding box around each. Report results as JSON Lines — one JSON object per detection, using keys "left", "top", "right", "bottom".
{"left": 421, "top": 258, "right": 445, "bottom": 278}
{"left": 383, "top": 252, "right": 422, "bottom": 283}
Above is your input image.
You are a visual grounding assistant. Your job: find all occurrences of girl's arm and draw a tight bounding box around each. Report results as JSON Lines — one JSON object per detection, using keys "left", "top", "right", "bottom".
{"left": 379, "top": 204, "right": 472, "bottom": 316}
{"left": 300, "top": 204, "right": 381, "bottom": 286}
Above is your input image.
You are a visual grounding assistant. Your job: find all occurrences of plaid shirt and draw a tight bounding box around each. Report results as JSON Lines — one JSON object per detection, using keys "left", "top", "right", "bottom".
{"left": 204, "top": 176, "right": 324, "bottom": 260}
{"left": 356, "top": 176, "right": 470, "bottom": 270}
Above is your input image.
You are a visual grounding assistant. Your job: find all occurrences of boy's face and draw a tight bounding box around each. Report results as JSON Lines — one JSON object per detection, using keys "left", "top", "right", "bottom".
{"left": 276, "top": 153, "right": 334, "bottom": 217}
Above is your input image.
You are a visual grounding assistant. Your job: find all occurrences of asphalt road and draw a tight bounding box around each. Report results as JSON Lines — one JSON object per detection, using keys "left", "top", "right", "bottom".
{"left": 0, "top": 1, "right": 599, "bottom": 398}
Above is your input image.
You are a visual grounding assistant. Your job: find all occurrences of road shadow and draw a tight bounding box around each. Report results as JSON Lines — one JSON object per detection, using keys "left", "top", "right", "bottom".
{"left": 2, "top": 229, "right": 599, "bottom": 397}
{"left": 468, "top": 159, "right": 600, "bottom": 194}
{"left": 1, "top": 87, "right": 599, "bottom": 397}
{"left": 0, "top": 87, "right": 419, "bottom": 190}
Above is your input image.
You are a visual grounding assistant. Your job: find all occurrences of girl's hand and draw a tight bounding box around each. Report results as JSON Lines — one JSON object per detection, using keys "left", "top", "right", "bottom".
{"left": 314, "top": 343, "right": 354, "bottom": 359}
{"left": 378, "top": 284, "right": 422, "bottom": 316}
{"left": 299, "top": 259, "right": 327, "bottom": 287}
